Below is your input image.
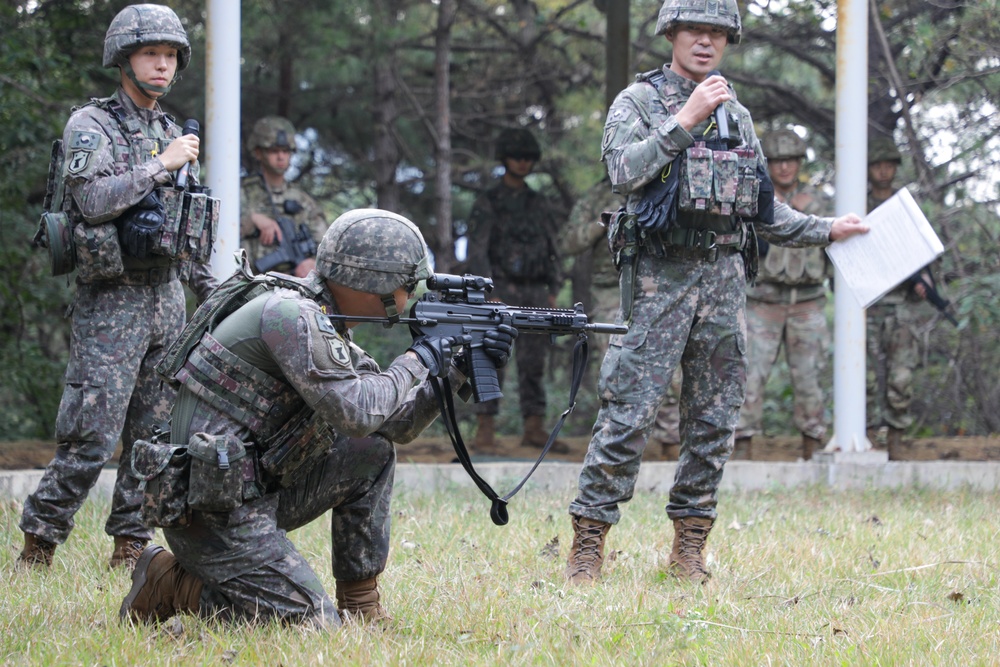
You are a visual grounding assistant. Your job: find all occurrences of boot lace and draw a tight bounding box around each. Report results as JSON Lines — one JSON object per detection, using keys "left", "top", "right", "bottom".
{"left": 567, "top": 518, "right": 607, "bottom": 578}
{"left": 673, "top": 520, "right": 711, "bottom": 578}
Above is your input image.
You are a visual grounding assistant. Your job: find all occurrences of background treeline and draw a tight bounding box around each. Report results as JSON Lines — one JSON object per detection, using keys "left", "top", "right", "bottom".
{"left": 2, "top": 0, "right": 998, "bottom": 440}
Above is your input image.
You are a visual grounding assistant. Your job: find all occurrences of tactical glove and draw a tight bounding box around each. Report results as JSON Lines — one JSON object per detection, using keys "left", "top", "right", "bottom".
{"left": 481, "top": 324, "right": 518, "bottom": 369}
{"left": 409, "top": 334, "right": 471, "bottom": 378}
{"left": 118, "top": 190, "right": 166, "bottom": 259}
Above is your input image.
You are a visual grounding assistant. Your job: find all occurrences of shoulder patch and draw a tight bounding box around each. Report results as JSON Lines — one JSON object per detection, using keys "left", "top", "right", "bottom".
{"left": 66, "top": 130, "right": 102, "bottom": 175}
{"left": 602, "top": 122, "right": 619, "bottom": 153}
{"left": 313, "top": 311, "right": 351, "bottom": 367}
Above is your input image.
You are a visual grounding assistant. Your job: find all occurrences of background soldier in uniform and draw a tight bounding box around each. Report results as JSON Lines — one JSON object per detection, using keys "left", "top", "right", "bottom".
{"left": 734, "top": 129, "right": 834, "bottom": 461}
{"left": 465, "top": 128, "right": 566, "bottom": 453}
{"left": 241, "top": 116, "right": 327, "bottom": 277}
{"left": 865, "top": 137, "right": 926, "bottom": 459}
{"left": 120, "top": 209, "right": 515, "bottom": 628}
{"left": 18, "top": 3, "right": 217, "bottom": 570}
{"left": 564, "top": 0, "right": 867, "bottom": 586}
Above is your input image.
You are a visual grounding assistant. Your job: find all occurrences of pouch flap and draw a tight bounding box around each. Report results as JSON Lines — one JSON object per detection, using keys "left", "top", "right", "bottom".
{"left": 131, "top": 439, "right": 187, "bottom": 481}
{"left": 187, "top": 432, "right": 248, "bottom": 468}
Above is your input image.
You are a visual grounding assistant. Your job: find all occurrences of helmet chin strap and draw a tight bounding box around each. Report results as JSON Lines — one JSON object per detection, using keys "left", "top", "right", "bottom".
{"left": 121, "top": 63, "right": 174, "bottom": 100}
{"left": 381, "top": 294, "right": 401, "bottom": 325}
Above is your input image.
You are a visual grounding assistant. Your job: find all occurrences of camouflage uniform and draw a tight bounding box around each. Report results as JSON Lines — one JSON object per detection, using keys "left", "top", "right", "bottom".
{"left": 561, "top": 182, "right": 681, "bottom": 447}
{"left": 466, "top": 181, "right": 561, "bottom": 419}
{"left": 20, "top": 85, "right": 217, "bottom": 546}
{"left": 570, "top": 66, "right": 834, "bottom": 525}
{"left": 737, "top": 180, "right": 833, "bottom": 442}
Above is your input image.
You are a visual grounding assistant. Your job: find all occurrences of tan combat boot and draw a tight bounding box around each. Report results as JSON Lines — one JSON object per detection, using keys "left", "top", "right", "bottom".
{"left": 887, "top": 427, "right": 906, "bottom": 461}
{"left": 17, "top": 532, "right": 56, "bottom": 569}
{"left": 732, "top": 436, "right": 753, "bottom": 460}
{"left": 565, "top": 515, "right": 612, "bottom": 585}
{"left": 801, "top": 435, "right": 822, "bottom": 461}
{"left": 472, "top": 414, "right": 496, "bottom": 453}
{"left": 667, "top": 516, "right": 715, "bottom": 584}
{"left": 521, "top": 414, "right": 569, "bottom": 453}
{"left": 336, "top": 577, "right": 390, "bottom": 623}
{"left": 109, "top": 535, "right": 149, "bottom": 570}
{"left": 119, "top": 545, "right": 203, "bottom": 623}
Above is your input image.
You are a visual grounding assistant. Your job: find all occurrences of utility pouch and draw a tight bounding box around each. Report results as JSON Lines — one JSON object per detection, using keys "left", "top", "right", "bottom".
{"left": 734, "top": 147, "right": 760, "bottom": 218}
{"left": 259, "top": 406, "right": 339, "bottom": 488}
{"left": 187, "top": 432, "right": 255, "bottom": 512}
{"left": 35, "top": 211, "right": 77, "bottom": 276}
{"left": 73, "top": 222, "right": 124, "bottom": 281}
{"left": 131, "top": 438, "right": 191, "bottom": 528}
{"left": 679, "top": 143, "right": 714, "bottom": 212}
{"left": 154, "top": 189, "right": 219, "bottom": 263}
{"left": 604, "top": 206, "right": 638, "bottom": 271}
{"left": 713, "top": 150, "right": 739, "bottom": 216}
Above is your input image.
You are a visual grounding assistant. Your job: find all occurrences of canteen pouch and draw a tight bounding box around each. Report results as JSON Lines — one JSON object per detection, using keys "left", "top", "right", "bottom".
{"left": 131, "top": 439, "right": 191, "bottom": 528}
{"left": 73, "top": 221, "right": 124, "bottom": 281}
{"left": 35, "top": 211, "right": 77, "bottom": 276}
{"left": 187, "top": 432, "right": 255, "bottom": 512}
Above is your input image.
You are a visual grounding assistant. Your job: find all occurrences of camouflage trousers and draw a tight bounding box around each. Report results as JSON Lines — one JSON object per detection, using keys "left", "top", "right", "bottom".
{"left": 589, "top": 284, "right": 681, "bottom": 446}
{"left": 475, "top": 281, "right": 552, "bottom": 418}
{"left": 164, "top": 435, "right": 395, "bottom": 627}
{"left": 866, "top": 302, "right": 919, "bottom": 430}
{"left": 570, "top": 251, "right": 746, "bottom": 524}
{"left": 20, "top": 280, "right": 184, "bottom": 544}
{"left": 736, "top": 294, "right": 830, "bottom": 440}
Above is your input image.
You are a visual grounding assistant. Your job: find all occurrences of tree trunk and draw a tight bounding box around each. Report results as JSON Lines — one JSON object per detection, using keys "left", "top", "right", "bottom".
{"left": 432, "top": 0, "right": 457, "bottom": 273}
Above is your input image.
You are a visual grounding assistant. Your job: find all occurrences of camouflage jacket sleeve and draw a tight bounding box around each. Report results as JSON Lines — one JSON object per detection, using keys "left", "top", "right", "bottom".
{"left": 757, "top": 199, "right": 833, "bottom": 248}
{"left": 601, "top": 83, "right": 695, "bottom": 195}
{"left": 561, "top": 184, "right": 618, "bottom": 256}
{"left": 239, "top": 178, "right": 263, "bottom": 237}
{"left": 259, "top": 291, "right": 441, "bottom": 440}
{"left": 183, "top": 259, "right": 220, "bottom": 304}
{"left": 62, "top": 105, "right": 173, "bottom": 224}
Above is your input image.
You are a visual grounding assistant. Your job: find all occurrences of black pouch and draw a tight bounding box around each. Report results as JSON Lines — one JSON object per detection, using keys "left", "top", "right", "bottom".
{"left": 131, "top": 439, "right": 191, "bottom": 528}
{"left": 187, "top": 432, "right": 254, "bottom": 512}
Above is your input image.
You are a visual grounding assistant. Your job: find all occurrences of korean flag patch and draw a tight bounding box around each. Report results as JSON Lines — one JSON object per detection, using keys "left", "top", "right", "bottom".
{"left": 66, "top": 130, "right": 101, "bottom": 175}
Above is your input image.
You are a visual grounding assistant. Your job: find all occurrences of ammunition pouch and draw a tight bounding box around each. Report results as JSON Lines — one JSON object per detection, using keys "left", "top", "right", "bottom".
{"left": 155, "top": 187, "right": 219, "bottom": 263}
{"left": 187, "top": 432, "right": 261, "bottom": 512}
{"left": 131, "top": 437, "right": 191, "bottom": 529}
{"left": 678, "top": 142, "right": 760, "bottom": 219}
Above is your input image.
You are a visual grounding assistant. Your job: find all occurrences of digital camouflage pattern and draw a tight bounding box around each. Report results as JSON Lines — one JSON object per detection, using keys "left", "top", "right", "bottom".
{"left": 103, "top": 4, "right": 191, "bottom": 70}
{"left": 247, "top": 116, "right": 296, "bottom": 152}
{"left": 20, "top": 87, "right": 217, "bottom": 546}
{"left": 466, "top": 182, "right": 562, "bottom": 418}
{"left": 240, "top": 176, "right": 327, "bottom": 272}
{"left": 571, "top": 66, "right": 835, "bottom": 525}
{"left": 738, "top": 181, "right": 834, "bottom": 441}
{"left": 160, "top": 270, "right": 461, "bottom": 626}
{"left": 655, "top": 0, "right": 742, "bottom": 43}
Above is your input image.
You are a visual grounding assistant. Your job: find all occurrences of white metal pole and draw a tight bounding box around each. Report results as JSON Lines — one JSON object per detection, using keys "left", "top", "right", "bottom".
{"left": 831, "top": 0, "right": 869, "bottom": 452}
{"left": 205, "top": 0, "right": 241, "bottom": 280}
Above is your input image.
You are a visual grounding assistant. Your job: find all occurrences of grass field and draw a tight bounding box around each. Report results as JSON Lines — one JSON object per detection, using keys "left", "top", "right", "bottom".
{"left": 2, "top": 485, "right": 999, "bottom": 665}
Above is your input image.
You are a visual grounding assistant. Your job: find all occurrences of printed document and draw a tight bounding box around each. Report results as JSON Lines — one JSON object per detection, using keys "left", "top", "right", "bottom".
{"left": 825, "top": 187, "right": 943, "bottom": 309}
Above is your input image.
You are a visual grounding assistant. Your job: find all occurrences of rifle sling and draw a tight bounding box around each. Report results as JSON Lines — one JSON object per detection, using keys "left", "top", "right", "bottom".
{"left": 429, "top": 334, "right": 591, "bottom": 526}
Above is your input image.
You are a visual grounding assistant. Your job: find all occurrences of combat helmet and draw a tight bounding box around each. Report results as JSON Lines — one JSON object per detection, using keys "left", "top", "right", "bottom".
{"left": 103, "top": 4, "right": 190, "bottom": 97}
{"left": 316, "top": 209, "right": 432, "bottom": 322}
{"left": 495, "top": 128, "right": 541, "bottom": 162}
{"left": 761, "top": 129, "right": 807, "bottom": 160}
{"left": 868, "top": 136, "right": 902, "bottom": 165}
{"left": 655, "top": 0, "right": 742, "bottom": 45}
{"left": 248, "top": 116, "right": 297, "bottom": 153}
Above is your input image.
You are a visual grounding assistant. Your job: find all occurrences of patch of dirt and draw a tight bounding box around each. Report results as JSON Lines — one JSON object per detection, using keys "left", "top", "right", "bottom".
{"left": 3, "top": 433, "right": 998, "bottom": 469}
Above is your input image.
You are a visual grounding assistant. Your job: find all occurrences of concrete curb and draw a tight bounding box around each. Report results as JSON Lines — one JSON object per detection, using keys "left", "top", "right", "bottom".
{"left": 3, "top": 460, "right": 1000, "bottom": 502}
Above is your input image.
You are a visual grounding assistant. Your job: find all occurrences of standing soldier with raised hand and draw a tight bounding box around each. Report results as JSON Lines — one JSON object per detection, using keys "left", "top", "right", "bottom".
{"left": 18, "top": 3, "right": 218, "bottom": 571}
{"left": 564, "top": 0, "right": 868, "bottom": 586}
{"left": 735, "top": 129, "right": 835, "bottom": 461}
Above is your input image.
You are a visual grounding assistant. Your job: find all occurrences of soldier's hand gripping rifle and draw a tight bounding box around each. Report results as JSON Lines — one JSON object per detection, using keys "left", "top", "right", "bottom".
{"left": 327, "top": 272, "right": 627, "bottom": 526}
{"left": 908, "top": 270, "right": 959, "bottom": 327}
{"left": 254, "top": 199, "right": 319, "bottom": 273}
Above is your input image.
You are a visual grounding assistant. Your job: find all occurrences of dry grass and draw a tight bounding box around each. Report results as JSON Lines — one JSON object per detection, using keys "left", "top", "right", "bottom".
{"left": 2, "top": 485, "right": 999, "bottom": 665}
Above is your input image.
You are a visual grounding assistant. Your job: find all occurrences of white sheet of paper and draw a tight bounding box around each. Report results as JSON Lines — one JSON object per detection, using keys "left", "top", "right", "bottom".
{"left": 825, "top": 188, "right": 943, "bottom": 309}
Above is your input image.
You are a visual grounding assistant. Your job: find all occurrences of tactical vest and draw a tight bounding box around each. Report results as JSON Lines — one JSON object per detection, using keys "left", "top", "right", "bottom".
{"left": 753, "top": 186, "right": 828, "bottom": 290}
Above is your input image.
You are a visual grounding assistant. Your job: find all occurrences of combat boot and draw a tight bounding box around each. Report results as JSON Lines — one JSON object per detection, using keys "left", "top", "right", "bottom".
{"left": 120, "top": 545, "right": 203, "bottom": 623}
{"left": 565, "top": 515, "right": 611, "bottom": 585}
{"left": 17, "top": 532, "right": 56, "bottom": 569}
{"left": 109, "top": 535, "right": 149, "bottom": 570}
{"left": 521, "top": 414, "right": 569, "bottom": 453}
{"left": 732, "top": 436, "right": 753, "bottom": 460}
{"left": 667, "top": 516, "right": 714, "bottom": 584}
{"left": 472, "top": 414, "right": 496, "bottom": 453}
{"left": 887, "top": 427, "right": 906, "bottom": 461}
{"left": 801, "top": 434, "right": 822, "bottom": 461}
{"left": 336, "top": 577, "right": 390, "bottom": 623}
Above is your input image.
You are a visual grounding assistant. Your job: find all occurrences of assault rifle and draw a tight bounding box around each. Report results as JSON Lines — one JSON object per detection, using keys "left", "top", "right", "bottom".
{"left": 327, "top": 272, "right": 628, "bottom": 526}
{"left": 327, "top": 272, "right": 627, "bottom": 403}
{"left": 255, "top": 200, "right": 319, "bottom": 273}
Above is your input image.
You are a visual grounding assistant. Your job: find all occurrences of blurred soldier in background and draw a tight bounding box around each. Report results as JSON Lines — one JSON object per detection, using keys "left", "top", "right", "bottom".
{"left": 465, "top": 128, "right": 567, "bottom": 453}
{"left": 734, "top": 129, "right": 834, "bottom": 461}
{"left": 242, "top": 116, "right": 327, "bottom": 277}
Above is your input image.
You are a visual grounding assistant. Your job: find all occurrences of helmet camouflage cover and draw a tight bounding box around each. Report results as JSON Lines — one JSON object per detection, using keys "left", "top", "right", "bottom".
{"left": 316, "top": 209, "right": 432, "bottom": 295}
{"left": 103, "top": 4, "right": 191, "bottom": 70}
{"left": 868, "top": 136, "right": 902, "bottom": 164}
{"left": 761, "top": 129, "right": 807, "bottom": 160}
{"left": 495, "top": 128, "right": 541, "bottom": 162}
{"left": 248, "top": 116, "right": 297, "bottom": 153}
{"left": 655, "top": 0, "right": 742, "bottom": 45}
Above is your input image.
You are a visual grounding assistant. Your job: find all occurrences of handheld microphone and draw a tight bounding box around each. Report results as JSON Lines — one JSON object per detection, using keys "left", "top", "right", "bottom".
{"left": 707, "top": 70, "right": 729, "bottom": 144}
{"left": 175, "top": 119, "right": 200, "bottom": 190}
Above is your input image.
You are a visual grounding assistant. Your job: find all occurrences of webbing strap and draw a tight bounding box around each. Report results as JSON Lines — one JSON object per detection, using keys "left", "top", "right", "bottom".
{"left": 431, "top": 334, "right": 591, "bottom": 526}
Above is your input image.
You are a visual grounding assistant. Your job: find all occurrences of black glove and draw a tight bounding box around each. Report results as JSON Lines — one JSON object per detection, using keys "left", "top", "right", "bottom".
{"left": 409, "top": 334, "right": 471, "bottom": 378}
{"left": 753, "top": 162, "right": 775, "bottom": 226}
{"left": 482, "top": 324, "right": 518, "bottom": 369}
{"left": 118, "top": 190, "right": 165, "bottom": 259}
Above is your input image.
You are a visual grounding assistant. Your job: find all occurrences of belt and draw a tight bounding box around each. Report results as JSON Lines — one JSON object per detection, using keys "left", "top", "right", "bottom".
{"left": 644, "top": 225, "right": 746, "bottom": 263}
{"left": 114, "top": 265, "right": 179, "bottom": 286}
